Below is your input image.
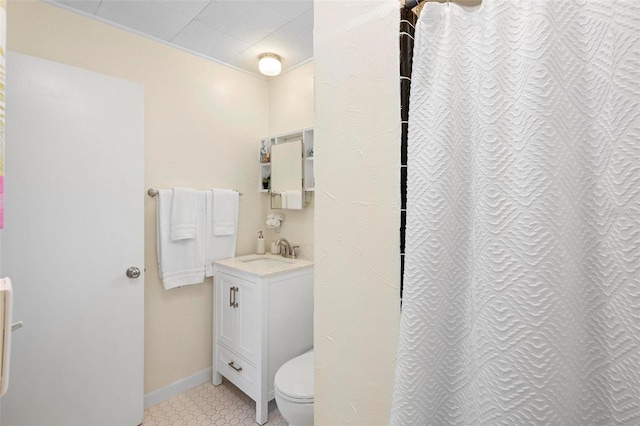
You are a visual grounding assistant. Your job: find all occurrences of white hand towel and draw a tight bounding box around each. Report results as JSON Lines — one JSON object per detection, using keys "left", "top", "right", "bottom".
{"left": 285, "top": 190, "right": 303, "bottom": 210}
{"left": 205, "top": 190, "right": 238, "bottom": 276}
{"left": 212, "top": 189, "right": 238, "bottom": 235}
{"left": 157, "top": 189, "right": 206, "bottom": 290}
{"left": 279, "top": 192, "right": 287, "bottom": 209}
{"left": 170, "top": 187, "right": 198, "bottom": 241}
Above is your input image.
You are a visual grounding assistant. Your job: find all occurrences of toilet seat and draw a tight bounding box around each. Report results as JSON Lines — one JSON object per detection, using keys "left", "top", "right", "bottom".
{"left": 275, "top": 391, "right": 314, "bottom": 404}
{"left": 274, "top": 350, "right": 314, "bottom": 404}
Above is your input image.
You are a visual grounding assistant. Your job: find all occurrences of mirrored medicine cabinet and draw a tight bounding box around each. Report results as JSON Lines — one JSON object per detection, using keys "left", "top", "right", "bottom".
{"left": 259, "top": 128, "right": 314, "bottom": 210}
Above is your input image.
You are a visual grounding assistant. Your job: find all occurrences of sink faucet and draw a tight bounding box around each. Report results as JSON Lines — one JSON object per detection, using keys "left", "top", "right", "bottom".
{"left": 275, "top": 238, "right": 297, "bottom": 259}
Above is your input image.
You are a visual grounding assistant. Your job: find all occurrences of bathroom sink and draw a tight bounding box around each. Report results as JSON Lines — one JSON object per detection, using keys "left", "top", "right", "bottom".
{"left": 239, "top": 257, "right": 293, "bottom": 267}
{"left": 214, "top": 254, "right": 313, "bottom": 277}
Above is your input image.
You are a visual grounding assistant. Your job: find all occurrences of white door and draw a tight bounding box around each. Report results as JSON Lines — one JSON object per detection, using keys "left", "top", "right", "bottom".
{"left": 0, "top": 52, "right": 144, "bottom": 425}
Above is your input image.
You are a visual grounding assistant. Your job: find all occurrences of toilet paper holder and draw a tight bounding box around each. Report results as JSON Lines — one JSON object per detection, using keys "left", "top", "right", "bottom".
{"left": 266, "top": 213, "right": 285, "bottom": 232}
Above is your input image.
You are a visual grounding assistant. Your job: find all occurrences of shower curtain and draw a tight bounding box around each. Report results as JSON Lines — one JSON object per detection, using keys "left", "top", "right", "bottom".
{"left": 392, "top": 1, "right": 640, "bottom": 425}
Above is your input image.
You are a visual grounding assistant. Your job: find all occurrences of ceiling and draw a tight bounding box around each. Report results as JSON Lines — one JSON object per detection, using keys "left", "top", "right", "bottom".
{"left": 47, "top": 0, "right": 314, "bottom": 77}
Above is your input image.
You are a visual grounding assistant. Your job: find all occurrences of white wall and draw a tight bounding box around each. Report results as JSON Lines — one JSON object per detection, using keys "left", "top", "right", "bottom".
{"left": 7, "top": 0, "right": 268, "bottom": 394}
{"left": 314, "top": 1, "right": 401, "bottom": 424}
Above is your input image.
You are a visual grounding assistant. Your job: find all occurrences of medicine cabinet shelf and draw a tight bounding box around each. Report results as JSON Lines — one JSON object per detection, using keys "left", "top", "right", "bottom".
{"left": 259, "top": 127, "right": 314, "bottom": 193}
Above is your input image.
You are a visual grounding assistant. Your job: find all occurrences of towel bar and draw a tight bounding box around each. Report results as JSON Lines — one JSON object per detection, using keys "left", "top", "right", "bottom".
{"left": 147, "top": 188, "right": 243, "bottom": 197}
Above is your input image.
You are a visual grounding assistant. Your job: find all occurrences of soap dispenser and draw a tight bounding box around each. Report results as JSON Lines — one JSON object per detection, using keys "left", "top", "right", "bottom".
{"left": 257, "top": 231, "right": 265, "bottom": 255}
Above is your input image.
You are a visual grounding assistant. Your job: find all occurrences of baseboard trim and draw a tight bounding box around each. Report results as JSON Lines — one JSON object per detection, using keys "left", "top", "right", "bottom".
{"left": 144, "top": 368, "right": 212, "bottom": 409}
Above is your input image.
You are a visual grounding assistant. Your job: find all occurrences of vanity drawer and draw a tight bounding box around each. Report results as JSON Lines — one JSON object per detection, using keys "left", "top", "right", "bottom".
{"left": 217, "top": 346, "right": 257, "bottom": 399}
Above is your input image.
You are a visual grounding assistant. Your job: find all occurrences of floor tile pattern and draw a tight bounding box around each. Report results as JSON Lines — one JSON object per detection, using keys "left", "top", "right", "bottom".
{"left": 144, "top": 379, "right": 287, "bottom": 426}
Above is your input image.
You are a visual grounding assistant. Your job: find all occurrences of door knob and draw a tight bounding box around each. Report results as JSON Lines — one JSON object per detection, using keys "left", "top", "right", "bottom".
{"left": 126, "top": 267, "right": 141, "bottom": 279}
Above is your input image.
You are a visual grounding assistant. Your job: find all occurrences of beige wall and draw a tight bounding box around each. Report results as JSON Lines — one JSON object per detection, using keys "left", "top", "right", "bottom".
{"left": 7, "top": 0, "right": 269, "bottom": 393}
{"left": 314, "top": 1, "right": 401, "bottom": 424}
{"left": 6, "top": 1, "right": 401, "bottom": 420}
{"left": 269, "top": 60, "right": 314, "bottom": 136}
{"left": 265, "top": 61, "right": 315, "bottom": 259}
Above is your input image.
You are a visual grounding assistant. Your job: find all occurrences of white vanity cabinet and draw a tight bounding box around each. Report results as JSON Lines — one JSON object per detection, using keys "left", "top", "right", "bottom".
{"left": 212, "top": 255, "right": 314, "bottom": 425}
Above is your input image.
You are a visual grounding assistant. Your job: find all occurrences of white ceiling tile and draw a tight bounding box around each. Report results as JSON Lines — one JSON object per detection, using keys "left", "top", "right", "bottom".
{"left": 197, "top": 1, "right": 289, "bottom": 44}
{"left": 229, "top": 20, "right": 311, "bottom": 75}
{"left": 54, "top": 0, "right": 102, "bottom": 15}
{"left": 172, "top": 20, "right": 251, "bottom": 63}
{"left": 97, "top": 0, "right": 194, "bottom": 41}
{"left": 259, "top": 0, "right": 312, "bottom": 20}
{"left": 254, "top": 20, "right": 312, "bottom": 63}
{"left": 295, "top": 8, "right": 313, "bottom": 31}
{"left": 153, "top": 0, "right": 211, "bottom": 19}
{"left": 49, "top": 0, "right": 313, "bottom": 76}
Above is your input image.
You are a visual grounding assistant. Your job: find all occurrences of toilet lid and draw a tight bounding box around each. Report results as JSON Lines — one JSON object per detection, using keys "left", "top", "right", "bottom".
{"left": 274, "top": 350, "right": 314, "bottom": 402}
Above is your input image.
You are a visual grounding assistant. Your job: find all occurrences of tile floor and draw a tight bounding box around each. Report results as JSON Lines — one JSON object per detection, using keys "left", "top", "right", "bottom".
{"left": 143, "top": 379, "right": 288, "bottom": 426}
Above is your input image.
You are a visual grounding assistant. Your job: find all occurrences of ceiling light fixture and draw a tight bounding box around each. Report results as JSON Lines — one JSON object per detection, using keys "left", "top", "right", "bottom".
{"left": 258, "top": 53, "right": 282, "bottom": 76}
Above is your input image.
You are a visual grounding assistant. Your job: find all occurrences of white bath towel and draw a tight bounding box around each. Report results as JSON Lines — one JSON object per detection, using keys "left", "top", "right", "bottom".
{"left": 157, "top": 189, "right": 206, "bottom": 290}
{"left": 285, "top": 190, "right": 303, "bottom": 210}
{"left": 212, "top": 189, "right": 238, "bottom": 235}
{"left": 205, "top": 190, "right": 238, "bottom": 276}
{"left": 170, "top": 187, "right": 198, "bottom": 240}
{"left": 279, "top": 192, "right": 287, "bottom": 209}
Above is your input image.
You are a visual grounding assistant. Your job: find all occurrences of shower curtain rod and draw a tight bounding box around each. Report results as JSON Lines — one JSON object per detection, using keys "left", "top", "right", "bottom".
{"left": 403, "top": 0, "right": 447, "bottom": 9}
{"left": 403, "top": 0, "right": 423, "bottom": 9}
{"left": 147, "top": 188, "right": 243, "bottom": 197}
{"left": 403, "top": 0, "right": 480, "bottom": 10}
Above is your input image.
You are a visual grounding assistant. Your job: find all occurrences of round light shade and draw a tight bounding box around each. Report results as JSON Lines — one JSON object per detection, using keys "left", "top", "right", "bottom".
{"left": 258, "top": 53, "right": 282, "bottom": 76}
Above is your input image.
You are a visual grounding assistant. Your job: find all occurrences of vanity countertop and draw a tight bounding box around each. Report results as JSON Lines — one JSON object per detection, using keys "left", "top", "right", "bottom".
{"left": 213, "top": 254, "right": 313, "bottom": 277}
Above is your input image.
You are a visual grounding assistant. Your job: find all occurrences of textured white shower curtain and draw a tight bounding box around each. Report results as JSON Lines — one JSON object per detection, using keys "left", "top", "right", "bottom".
{"left": 392, "top": 1, "right": 640, "bottom": 425}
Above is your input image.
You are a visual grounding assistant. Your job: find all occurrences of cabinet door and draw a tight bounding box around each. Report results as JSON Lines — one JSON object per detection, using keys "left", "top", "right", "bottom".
{"left": 235, "top": 279, "right": 260, "bottom": 363}
{"left": 217, "top": 273, "right": 237, "bottom": 350}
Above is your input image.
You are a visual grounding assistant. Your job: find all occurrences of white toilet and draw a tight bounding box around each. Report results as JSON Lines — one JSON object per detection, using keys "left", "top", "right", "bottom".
{"left": 274, "top": 350, "right": 314, "bottom": 426}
